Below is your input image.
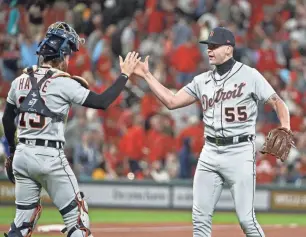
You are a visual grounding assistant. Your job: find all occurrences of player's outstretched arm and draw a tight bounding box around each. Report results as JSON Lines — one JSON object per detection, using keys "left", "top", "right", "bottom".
{"left": 82, "top": 51, "right": 141, "bottom": 110}
{"left": 134, "top": 56, "right": 197, "bottom": 110}
{"left": 2, "top": 102, "right": 18, "bottom": 153}
{"left": 266, "top": 93, "right": 290, "bottom": 129}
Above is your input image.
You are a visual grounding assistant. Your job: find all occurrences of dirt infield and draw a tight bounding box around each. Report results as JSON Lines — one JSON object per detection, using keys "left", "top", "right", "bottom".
{"left": 1, "top": 223, "right": 306, "bottom": 237}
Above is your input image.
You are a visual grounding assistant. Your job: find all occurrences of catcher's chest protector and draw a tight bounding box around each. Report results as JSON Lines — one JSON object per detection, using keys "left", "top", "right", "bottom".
{"left": 18, "top": 67, "right": 64, "bottom": 122}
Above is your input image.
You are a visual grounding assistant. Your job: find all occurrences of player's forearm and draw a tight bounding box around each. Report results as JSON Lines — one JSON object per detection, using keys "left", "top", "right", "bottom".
{"left": 274, "top": 100, "right": 290, "bottom": 129}
{"left": 2, "top": 102, "right": 17, "bottom": 153}
{"left": 82, "top": 73, "right": 128, "bottom": 109}
{"left": 144, "top": 72, "right": 176, "bottom": 109}
{"left": 268, "top": 94, "right": 290, "bottom": 129}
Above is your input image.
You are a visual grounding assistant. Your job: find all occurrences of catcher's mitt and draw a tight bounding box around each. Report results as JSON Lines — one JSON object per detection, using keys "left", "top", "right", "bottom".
{"left": 5, "top": 154, "right": 15, "bottom": 184}
{"left": 260, "top": 127, "right": 294, "bottom": 162}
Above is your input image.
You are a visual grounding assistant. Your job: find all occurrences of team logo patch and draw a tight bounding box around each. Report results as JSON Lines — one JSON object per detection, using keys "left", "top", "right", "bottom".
{"left": 28, "top": 98, "right": 38, "bottom": 107}
{"left": 210, "top": 31, "right": 214, "bottom": 37}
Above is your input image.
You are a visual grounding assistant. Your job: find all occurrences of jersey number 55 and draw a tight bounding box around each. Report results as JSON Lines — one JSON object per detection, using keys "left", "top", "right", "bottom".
{"left": 224, "top": 106, "right": 247, "bottom": 122}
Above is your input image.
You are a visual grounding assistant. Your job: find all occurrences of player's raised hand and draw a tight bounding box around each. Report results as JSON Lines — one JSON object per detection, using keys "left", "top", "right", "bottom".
{"left": 119, "top": 51, "right": 141, "bottom": 77}
{"left": 134, "top": 56, "right": 150, "bottom": 78}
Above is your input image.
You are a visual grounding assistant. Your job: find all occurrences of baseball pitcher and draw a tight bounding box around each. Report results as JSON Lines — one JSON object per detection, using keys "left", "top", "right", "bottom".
{"left": 133, "top": 27, "right": 293, "bottom": 237}
{"left": 2, "top": 22, "right": 140, "bottom": 237}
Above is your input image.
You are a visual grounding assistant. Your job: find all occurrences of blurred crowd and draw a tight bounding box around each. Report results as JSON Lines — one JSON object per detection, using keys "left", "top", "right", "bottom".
{"left": 1, "top": 0, "right": 306, "bottom": 185}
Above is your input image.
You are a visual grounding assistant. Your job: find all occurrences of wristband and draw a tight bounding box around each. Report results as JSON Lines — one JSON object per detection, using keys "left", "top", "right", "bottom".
{"left": 121, "top": 73, "right": 129, "bottom": 79}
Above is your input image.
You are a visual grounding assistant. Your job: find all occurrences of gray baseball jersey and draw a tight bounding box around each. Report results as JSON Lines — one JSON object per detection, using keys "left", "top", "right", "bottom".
{"left": 183, "top": 61, "right": 276, "bottom": 138}
{"left": 7, "top": 67, "right": 89, "bottom": 142}
{"left": 184, "top": 61, "right": 275, "bottom": 237}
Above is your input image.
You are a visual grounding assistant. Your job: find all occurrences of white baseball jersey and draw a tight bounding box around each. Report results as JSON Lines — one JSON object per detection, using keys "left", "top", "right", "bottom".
{"left": 183, "top": 61, "right": 276, "bottom": 137}
{"left": 6, "top": 66, "right": 90, "bottom": 142}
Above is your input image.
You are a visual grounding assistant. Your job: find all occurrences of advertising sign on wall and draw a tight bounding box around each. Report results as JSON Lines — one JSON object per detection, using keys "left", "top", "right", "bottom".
{"left": 270, "top": 191, "right": 306, "bottom": 211}
{"left": 80, "top": 184, "right": 171, "bottom": 208}
{"left": 172, "top": 186, "right": 270, "bottom": 211}
{"left": 1, "top": 178, "right": 305, "bottom": 213}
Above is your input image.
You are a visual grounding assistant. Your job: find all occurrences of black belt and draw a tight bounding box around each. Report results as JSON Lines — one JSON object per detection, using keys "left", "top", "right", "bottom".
{"left": 19, "top": 138, "right": 64, "bottom": 149}
{"left": 206, "top": 135, "right": 254, "bottom": 146}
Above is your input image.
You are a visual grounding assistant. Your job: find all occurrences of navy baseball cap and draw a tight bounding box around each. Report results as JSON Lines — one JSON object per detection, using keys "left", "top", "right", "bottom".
{"left": 199, "top": 27, "right": 235, "bottom": 46}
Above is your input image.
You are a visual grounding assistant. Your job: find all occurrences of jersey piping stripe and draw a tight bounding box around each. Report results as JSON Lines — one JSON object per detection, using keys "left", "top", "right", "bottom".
{"left": 211, "top": 60, "right": 236, "bottom": 82}
{"left": 213, "top": 63, "right": 236, "bottom": 137}
{"left": 219, "top": 64, "right": 244, "bottom": 137}
{"left": 251, "top": 93, "right": 258, "bottom": 104}
{"left": 211, "top": 62, "right": 236, "bottom": 84}
{"left": 251, "top": 140, "right": 263, "bottom": 237}
{"left": 214, "top": 63, "right": 244, "bottom": 85}
{"left": 211, "top": 78, "right": 217, "bottom": 135}
{"left": 211, "top": 90, "right": 216, "bottom": 132}
{"left": 220, "top": 90, "right": 225, "bottom": 137}
{"left": 59, "top": 150, "right": 78, "bottom": 197}
{"left": 184, "top": 87, "right": 198, "bottom": 98}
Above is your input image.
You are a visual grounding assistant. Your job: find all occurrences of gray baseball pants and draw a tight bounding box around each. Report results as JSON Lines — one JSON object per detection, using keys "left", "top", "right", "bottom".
{"left": 10, "top": 142, "right": 80, "bottom": 236}
{"left": 192, "top": 139, "right": 265, "bottom": 237}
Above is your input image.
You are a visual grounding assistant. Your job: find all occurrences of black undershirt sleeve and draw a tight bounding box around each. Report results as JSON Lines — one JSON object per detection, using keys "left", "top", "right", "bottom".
{"left": 2, "top": 102, "right": 18, "bottom": 153}
{"left": 82, "top": 73, "right": 129, "bottom": 109}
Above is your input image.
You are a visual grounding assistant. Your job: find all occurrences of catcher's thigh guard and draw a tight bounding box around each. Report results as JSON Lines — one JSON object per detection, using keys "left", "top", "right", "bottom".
{"left": 59, "top": 192, "right": 92, "bottom": 237}
{"left": 4, "top": 202, "right": 42, "bottom": 237}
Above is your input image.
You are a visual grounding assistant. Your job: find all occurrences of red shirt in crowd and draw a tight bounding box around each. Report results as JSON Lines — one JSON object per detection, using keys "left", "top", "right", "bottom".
{"left": 67, "top": 45, "right": 91, "bottom": 76}
{"left": 256, "top": 159, "right": 275, "bottom": 184}
{"left": 256, "top": 48, "right": 281, "bottom": 73}
{"left": 96, "top": 53, "right": 113, "bottom": 81}
{"left": 140, "top": 93, "right": 162, "bottom": 119}
{"left": 170, "top": 43, "right": 202, "bottom": 73}
{"left": 119, "top": 125, "right": 146, "bottom": 160}
{"left": 104, "top": 150, "right": 121, "bottom": 171}
{"left": 145, "top": 0, "right": 166, "bottom": 33}
{"left": 146, "top": 129, "right": 173, "bottom": 163}
{"left": 176, "top": 123, "right": 204, "bottom": 156}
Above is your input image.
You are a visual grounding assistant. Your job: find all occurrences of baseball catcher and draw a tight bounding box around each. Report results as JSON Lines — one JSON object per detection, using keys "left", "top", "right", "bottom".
{"left": 2, "top": 21, "right": 140, "bottom": 237}
{"left": 260, "top": 127, "right": 294, "bottom": 162}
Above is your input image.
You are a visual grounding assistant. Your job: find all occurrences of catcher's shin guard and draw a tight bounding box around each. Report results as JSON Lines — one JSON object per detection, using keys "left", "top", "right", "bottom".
{"left": 4, "top": 202, "right": 42, "bottom": 237}
{"left": 59, "top": 192, "right": 92, "bottom": 237}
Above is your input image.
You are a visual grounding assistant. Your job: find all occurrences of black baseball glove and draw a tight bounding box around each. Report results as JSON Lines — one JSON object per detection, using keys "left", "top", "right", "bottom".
{"left": 5, "top": 154, "right": 15, "bottom": 184}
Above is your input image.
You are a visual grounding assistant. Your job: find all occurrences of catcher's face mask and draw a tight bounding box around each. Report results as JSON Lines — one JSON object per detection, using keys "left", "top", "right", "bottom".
{"left": 36, "top": 22, "right": 85, "bottom": 60}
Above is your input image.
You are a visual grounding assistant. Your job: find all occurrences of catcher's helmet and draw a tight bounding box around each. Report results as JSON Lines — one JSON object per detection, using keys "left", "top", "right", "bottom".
{"left": 36, "top": 22, "right": 85, "bottom": 60}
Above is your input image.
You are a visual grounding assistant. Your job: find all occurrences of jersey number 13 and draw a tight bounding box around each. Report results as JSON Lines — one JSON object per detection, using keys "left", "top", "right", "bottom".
{"left": 18, "top": 96, "right": 45, "bottom": 129}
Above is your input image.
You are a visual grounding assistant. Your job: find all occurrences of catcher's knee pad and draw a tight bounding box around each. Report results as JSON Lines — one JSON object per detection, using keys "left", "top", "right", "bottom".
{"left": 4, "top": 202, "right": 42, "bottom": 237}
{"left": 59, "top": 192, "right": 92, "bottom": 237}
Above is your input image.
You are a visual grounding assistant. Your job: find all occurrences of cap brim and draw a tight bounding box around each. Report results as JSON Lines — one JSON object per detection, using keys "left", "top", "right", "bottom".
{"left": 199, "top": 40, "right": 235, "bottom": 47}
{"left": 199, "top": 40, "right": 222, "bottom": 45}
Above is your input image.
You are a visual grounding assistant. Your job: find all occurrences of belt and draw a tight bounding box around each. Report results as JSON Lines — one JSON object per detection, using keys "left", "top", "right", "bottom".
{"left": 19, "top": 138, "right": 64, "bottom": 149}
{"left": 206, "top": 135, "right": 254, "bottom": 146}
